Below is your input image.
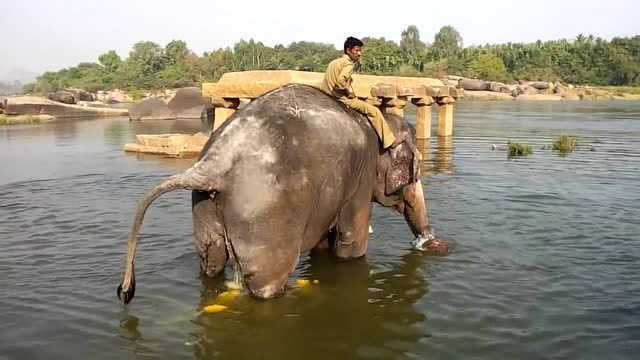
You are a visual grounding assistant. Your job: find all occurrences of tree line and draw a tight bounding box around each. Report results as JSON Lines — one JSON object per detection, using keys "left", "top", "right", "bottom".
{"left": 24, "top": 26, "right": 640, "bottom": 94}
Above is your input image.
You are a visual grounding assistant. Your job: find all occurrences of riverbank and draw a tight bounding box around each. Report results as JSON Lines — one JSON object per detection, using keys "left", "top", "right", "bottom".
{"left": 1, "top": 96, "right": 129, "bottom": 120}
{"left": 450, "top": 76, "right": 640, "bottom": 101}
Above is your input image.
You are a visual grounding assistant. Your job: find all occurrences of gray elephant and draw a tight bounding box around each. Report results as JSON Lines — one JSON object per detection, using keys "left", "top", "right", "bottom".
{"left": 118, "top": 84, "right": 448, "bottom": 303}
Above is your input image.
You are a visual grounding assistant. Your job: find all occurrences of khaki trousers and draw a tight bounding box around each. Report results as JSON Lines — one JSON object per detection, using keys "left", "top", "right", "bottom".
{"left": 339, "top": 97, "right": 396, "bottom": 149}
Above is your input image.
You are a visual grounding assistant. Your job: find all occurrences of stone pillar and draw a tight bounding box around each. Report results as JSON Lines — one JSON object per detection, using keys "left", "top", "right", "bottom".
{"left": 412, "top": 96, "right": 435, "bottom": 139}
{"left": 437, "top": 96, "right": 455, "bottom": 137}
{"left": 211, "top": 97, "right": 241, "bottom": 131}
{"left": 381, "top": 97, "right": 407, "bottom": 117}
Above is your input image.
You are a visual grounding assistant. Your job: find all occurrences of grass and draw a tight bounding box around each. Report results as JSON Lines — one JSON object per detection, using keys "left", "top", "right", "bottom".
{"left": 552, "top": 135, "right": 577, "bottom": 153}
{"left": 595, "top": 86, "right": 640, "bottom": 96}
{"left": 507, "top": 141, "right": 533, "bottom": 157}
{"left": 128, "top": 89, "right": 146, "bottom": 101}
{"left": 0, "top": 114, "right": 53, "bottom": 125}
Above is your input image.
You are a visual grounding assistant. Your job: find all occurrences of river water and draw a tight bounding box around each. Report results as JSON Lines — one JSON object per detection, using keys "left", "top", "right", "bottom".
{"left": 1, "top": 101, "right": 639, "bottom": 359}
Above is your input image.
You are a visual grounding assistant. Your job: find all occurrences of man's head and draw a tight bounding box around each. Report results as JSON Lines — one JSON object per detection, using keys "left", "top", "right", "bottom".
{"left": 344, "top": 37, "right": 363, "bottom": 62}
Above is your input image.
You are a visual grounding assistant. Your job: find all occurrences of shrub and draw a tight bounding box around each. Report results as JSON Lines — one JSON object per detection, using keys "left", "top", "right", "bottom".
{"left": 552, "top": 135, "right": 577, "bottom": 153}
{"left": 507, "top": 141, "right": 533, "bottom": 156}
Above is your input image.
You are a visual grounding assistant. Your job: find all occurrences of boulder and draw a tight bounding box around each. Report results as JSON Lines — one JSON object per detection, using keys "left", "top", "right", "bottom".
{"left": 528, "top": 81, "right": 550, "bottom": 90}
{"left": 65, "top": 88, "right": 94, "bottom": 102}
{"left": 129, "top": 98, "right": 173, "bottom": 120}
{"left": 459, "top": 78, "right": 489, "bottom": 91}
{"left": 167, "top": 87, "right": 211, "bottom": 119}
{"left": 101, "top": 89, "right": 132, "bottom": 104}
{"left": 442, "top": 79, "right": 459, "bottom": 87}
{"left": 518, "top": 85, "right": 540, "bottom": 95}
{"left": 487, "top": 82, "right": 511, "bottom": 93}
{"left": 48, "top": 91, "right": 76, "bottom": 104}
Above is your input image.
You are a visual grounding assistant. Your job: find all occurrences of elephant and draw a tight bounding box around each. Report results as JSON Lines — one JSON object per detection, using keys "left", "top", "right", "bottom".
{"left": 117, "top": 84, "right": 448, "bottom": 304}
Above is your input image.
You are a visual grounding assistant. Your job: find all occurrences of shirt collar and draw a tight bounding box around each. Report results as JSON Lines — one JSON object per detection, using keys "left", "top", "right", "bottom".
{"left": 343, "top": 54, "right": 355, "bottom": 64}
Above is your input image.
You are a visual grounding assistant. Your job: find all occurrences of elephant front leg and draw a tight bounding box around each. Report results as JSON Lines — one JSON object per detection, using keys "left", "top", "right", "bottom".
{"left": 334, "top": 192, "right": 372, "bottom": 259}
{"left": 192, "top": 191, "right": 228, "bottom": 276}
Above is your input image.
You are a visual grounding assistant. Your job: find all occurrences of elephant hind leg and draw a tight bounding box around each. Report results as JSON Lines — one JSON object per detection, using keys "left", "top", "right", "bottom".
{"left": 192, "top": 191, "right": 227, "bottom": 277}
{"left": 311, "top": 227, "right": 337, "bottom": 253}
{"left": 225, "top": 216, "right": 306, "bottom": 299}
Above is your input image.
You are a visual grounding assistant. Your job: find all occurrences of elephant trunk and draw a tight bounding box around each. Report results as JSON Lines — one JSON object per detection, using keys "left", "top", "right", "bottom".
{"left": 401, "top": 179, "right": 430, "bottom": 237}
{"left": 117, "top": 169, "right": 212, "bottom": 304}
{"left": 402, "top": 179, "right": 449, "bottom": 255}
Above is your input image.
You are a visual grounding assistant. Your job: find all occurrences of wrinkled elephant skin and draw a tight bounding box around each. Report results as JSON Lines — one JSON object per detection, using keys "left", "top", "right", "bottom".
{"left": 117, "top": 84, "right": 445, "bottom": 303}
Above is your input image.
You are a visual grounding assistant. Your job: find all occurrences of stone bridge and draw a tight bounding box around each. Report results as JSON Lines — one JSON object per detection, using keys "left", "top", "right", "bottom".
{"left": 125, "top": 71, "right": 461, "bottom": 157}
{"left": 202, "top": 70, "right": 461, "bottom": 139}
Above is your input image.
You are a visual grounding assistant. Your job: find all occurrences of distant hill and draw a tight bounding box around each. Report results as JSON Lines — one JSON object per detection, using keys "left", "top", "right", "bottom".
{"left": 0, "top": 80, "right": 24, "bottom": 96}
{"left": 1, "top": 68, "right": 38, "bottom": 84}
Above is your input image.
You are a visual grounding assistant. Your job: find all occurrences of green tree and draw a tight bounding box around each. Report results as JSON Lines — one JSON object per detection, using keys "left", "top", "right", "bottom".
{"left": 400, "top": 25, "right": 426, "bottom": 71}
{"left": 359, "top": 37, "right": 403, "bottom": 74}
{"left": 25, "top": 32, "right": 640, "bottom": 92}
{"left": 128, "top": 41, "right": 166, "bottom": 76}
{"left": 98, "top": 50, "right": 122, "bottom": 72}
{"left": 467, "top": 53, "right": 510, "bottom": 82}
{"left": 432, "top": 25, "right": 463, "bottom": 59}
{"left": 165, "top": 40, "right": 190, "bottom": 65}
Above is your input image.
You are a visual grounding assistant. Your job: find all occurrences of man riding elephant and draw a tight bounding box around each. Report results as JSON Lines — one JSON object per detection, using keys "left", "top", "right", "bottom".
{"left": 321, "top": 36, "right": 403, "bottom": 149}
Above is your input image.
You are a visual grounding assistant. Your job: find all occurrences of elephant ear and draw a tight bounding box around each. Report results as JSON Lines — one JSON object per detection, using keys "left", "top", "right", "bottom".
{"left": 385, "top": 141, "right": 415, "bottom": 195}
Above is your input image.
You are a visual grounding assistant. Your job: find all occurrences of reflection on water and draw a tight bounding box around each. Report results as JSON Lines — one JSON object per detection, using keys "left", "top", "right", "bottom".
{"left": 1, "top": 101, "right": 640, "bottom": 359}
{"left": 178, "top": 252, "right": 430, "bottom": 359}
{"left": 416, "top": 136, "right": 454, "bottom": 175}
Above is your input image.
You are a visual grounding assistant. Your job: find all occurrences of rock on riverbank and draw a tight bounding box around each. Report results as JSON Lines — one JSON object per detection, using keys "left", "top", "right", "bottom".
{"left": 3, "top": 96, "right": 128, "bottom": 118}
{"left": 445, "top": 75, "right": 639, "bottom": 101}
{"left": 129, "top": 87, "right": 212, "bottom": 121}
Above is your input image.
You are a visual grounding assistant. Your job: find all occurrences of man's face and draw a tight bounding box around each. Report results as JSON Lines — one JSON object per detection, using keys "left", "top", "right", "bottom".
{"left": 346, "top": 46, "right": 362, "bottom": 62}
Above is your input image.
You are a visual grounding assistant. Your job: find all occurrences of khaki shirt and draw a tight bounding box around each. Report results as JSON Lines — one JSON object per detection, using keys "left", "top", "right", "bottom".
{"left": 321, "top": 54, "right": 355, "bottom": 98}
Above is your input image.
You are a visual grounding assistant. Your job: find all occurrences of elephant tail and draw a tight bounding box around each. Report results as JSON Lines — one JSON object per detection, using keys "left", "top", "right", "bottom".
{"left": 117, "top": 168, "right": 214, "bottom": 304}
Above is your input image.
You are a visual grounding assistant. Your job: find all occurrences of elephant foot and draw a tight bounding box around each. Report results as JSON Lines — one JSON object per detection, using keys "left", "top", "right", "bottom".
{"left": 411, "top": 234, "right": 449, "bottom": 255}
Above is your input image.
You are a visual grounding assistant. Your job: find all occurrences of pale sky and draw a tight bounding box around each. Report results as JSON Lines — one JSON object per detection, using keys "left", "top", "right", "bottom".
{"left": 1, "top": 0, "right": 638, "bottom": 81}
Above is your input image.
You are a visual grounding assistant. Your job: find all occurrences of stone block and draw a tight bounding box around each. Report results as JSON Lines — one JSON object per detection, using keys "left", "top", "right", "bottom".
{"left": 411, "top": 97, "right": 435, "bottom": 106}
{"left": 371, "top": 83, "right": 396, "bottom": 98}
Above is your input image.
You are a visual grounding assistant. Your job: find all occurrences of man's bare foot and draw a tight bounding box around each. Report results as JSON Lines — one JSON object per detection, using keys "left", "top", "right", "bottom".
{"left": 390, "top": 133, "right": 406, "bottom": 148}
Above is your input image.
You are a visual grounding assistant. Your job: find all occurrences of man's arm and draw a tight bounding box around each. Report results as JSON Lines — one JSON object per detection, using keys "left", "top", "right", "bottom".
{"left": 335, "top": 63, "right": 354, "bottom": 92}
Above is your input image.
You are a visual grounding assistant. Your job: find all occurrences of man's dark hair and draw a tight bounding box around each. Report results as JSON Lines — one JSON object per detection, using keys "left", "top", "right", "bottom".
{"left": 344, "top": 37, "right": 363, "bottom": 53}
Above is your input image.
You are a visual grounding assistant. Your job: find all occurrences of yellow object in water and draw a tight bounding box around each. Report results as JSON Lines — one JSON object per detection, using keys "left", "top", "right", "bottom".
{"left": 225, "top": 281, "right": 243, "bottom": 290}
{"left": 296, "top": 279, "right": 310, "bottom": 287}
{"left": 203, "top": 304, "right": 228, "bottom": 313}
{"left": 217, "top": 290, "right": 240, "bottom": 301}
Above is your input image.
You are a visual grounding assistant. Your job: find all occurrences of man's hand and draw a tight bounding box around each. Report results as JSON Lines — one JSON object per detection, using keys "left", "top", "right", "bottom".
{"left": 346, "top": 87, "right": 356, "bottom": 99}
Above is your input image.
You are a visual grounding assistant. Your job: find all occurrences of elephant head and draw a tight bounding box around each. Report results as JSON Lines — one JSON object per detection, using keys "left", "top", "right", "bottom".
{"left": 373, "top": 113, "right": 448, "bottom": 255}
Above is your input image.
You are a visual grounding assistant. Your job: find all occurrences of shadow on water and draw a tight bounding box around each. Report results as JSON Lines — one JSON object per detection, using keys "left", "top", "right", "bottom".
{"left": 118, "top": 251, "right": 433, "bottom": 359}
